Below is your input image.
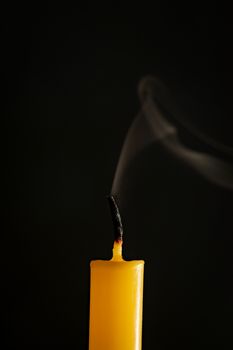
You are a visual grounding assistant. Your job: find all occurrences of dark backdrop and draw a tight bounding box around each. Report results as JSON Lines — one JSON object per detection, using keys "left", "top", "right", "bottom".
{"left": 2, "top": 5, "right": 233, "bottom": 349}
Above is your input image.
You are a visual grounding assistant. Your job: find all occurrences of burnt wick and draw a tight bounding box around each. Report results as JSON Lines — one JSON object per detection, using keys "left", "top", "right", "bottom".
{"left": 107, "top": 195, "right": 123, "bottom": 243}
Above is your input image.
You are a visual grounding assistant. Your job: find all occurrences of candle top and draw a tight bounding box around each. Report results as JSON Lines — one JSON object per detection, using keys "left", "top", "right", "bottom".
{"left": 90, "top": 241, "right": 144, "bottom": 267}
{"left": 90, "top": 195, "right": 144, "bottom": 267}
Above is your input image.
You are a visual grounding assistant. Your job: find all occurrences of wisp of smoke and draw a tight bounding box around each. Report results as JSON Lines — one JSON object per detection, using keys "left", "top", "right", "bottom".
{"left": 112, "top": 77, "right": 233, "bottom": 199}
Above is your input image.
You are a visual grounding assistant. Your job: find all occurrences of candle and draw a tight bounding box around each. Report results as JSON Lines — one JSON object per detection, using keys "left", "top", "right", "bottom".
{"left": 88, "top": 196, "right": 144, "bottom": 350}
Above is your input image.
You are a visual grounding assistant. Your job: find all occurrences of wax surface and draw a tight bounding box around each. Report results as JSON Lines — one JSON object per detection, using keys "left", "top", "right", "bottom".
{"left": 89, "top": 242, "right": 144, "bottom": 350}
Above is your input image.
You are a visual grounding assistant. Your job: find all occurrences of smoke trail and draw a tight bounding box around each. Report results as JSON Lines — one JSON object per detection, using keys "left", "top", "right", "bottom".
{"left": 112, "top": 77, "right": 233, "bottom": 197}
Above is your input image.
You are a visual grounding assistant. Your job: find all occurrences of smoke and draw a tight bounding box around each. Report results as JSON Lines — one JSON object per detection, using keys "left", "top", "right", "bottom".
{"left": 111, "top": 77, "right": 233, "bottom": 199}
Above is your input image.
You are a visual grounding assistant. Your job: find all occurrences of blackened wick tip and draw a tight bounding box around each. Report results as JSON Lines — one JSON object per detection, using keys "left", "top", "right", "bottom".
{"left": 107, "top": 195, "right": 123, "bottom": 242}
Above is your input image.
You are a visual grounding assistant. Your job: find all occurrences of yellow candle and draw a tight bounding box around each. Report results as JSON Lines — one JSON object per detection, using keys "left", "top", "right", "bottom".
{"left": 89, "top": 240, "right": 144, "bottom": 350}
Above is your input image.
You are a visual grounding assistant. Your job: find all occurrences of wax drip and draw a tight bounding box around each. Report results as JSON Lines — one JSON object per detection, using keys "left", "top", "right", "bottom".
{"left": 107, "top": 195, "right": 123, "bottom": 243}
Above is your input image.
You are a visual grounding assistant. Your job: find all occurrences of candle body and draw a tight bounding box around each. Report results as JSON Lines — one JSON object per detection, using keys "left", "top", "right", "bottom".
{"left": 89, "top": 244, "right": 144, "bottom": 350}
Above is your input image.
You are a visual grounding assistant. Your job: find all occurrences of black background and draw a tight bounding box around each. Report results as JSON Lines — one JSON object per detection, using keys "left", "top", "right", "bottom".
{"left": 2, "top": 4, "right": 233, "bottom": 349}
